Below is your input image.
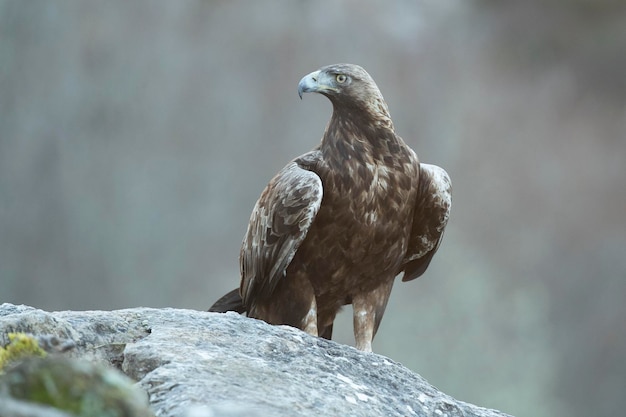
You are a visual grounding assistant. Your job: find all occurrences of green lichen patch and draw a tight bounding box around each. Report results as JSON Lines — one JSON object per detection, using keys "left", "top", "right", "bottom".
{"left": 0, "top": 333, "right": 47, "bottom": 371}
{"left": 0, "top": 356, "right": 154, "bottom": 417}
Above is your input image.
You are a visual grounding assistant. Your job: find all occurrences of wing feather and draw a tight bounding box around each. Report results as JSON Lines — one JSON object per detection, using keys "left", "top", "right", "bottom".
{"left": 400, "top": 163, "right": 452, "bottom": 282}
{"left": 240, "top": 157, "right": 323, "bottom": 307}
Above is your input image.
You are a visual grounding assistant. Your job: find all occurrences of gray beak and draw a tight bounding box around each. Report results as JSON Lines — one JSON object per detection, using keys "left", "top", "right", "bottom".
{"left": 297, "top": 70, "right": 321, "bottom": 99}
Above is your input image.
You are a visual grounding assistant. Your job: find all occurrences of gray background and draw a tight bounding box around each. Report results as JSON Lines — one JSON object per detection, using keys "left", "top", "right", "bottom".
{"left": 1, "top": 1, "right": 625, "bottom": 416}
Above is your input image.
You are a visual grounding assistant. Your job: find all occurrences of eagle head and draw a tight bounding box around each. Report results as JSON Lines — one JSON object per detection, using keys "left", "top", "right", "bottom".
{"left": 297, "top": 64, "right": 392, "bottom": 126}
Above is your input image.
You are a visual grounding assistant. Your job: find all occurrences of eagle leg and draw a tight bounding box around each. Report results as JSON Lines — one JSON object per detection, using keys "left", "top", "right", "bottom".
{"left": 319, "top": 323, "right": 333, "bottom": 340}
{"left": 302, "top": 297, "right": 318, "bottom": 337}
{"left": 249, "top": 271, "right": 319, "bottom": 336}
{"left": 352, "top": 279, "right": 394, "bottom": 352}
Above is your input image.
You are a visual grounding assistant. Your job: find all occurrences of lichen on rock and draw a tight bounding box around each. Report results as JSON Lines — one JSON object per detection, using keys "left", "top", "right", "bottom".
{"left": 0, "top": 356, "right": 154, "bottom": 417}
{"left": 0, "top": 332, "right": 47, "bottom": 372}
{"left": 0, "top": 303, "right": 514, "bottom": 417}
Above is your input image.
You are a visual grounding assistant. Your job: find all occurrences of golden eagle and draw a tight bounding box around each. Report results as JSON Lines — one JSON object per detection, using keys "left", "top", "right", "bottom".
{"left": 210, "top": 64, "right": 451, "bottom": 352}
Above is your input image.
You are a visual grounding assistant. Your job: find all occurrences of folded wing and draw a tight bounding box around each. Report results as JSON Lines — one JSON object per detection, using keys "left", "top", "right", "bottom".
{"left": 400, "top": 163, "right": 452, "bottom": 282}
{"left": 240, "top": 158, "right": 323, "bottom": 308}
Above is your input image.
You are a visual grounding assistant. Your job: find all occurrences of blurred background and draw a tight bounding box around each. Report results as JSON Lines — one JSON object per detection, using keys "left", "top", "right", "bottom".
{"left": 1, "top": 1, "right": 625, "bottom": 416}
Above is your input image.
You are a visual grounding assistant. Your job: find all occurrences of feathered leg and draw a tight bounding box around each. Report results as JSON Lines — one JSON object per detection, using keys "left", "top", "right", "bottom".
{"left": 249, "top": 271, "right": 318, "bottom": 336}
{"left": 352, "top": 279, "right": 394, "bottom": 352}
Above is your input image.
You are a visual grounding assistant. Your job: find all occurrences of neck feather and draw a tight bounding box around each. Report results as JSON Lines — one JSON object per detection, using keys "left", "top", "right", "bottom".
{"left": 321, "top": 109, "right": 399, "bottom": 164}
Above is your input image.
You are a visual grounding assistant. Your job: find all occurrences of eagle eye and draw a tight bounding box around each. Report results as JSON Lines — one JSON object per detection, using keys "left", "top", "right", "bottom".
{"left": 336, "top": 74, "right": 347, "bottom": 84}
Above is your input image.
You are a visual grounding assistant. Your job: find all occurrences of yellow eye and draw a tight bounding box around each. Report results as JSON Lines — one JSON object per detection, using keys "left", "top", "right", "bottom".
{"left": 336, "top": 74, "right": 347, "bottom": 83}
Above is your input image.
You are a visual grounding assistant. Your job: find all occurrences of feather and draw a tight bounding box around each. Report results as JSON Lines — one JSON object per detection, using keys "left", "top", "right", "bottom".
{"left": 209, "top": 64, "right": 451, "bottom": 352}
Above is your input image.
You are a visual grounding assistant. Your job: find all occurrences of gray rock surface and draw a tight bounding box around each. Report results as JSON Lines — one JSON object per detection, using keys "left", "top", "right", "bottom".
{"left": 0, "top": 303, "right": 513, "bottom": 417}
{"left": 0, "top": 398, "right": 75, "bottom": 417}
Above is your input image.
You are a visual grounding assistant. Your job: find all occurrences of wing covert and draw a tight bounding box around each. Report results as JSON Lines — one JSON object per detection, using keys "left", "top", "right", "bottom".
{"left": 400, "top": 163, "right": 452, "bottom": 282}
{"left": 240, "top": 157, "right": 323, "bottom": 307}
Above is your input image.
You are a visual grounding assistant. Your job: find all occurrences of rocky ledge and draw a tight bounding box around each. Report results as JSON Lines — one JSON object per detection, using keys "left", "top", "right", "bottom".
{"left": 0, "top": 303, "right": 512, "bottom": 417}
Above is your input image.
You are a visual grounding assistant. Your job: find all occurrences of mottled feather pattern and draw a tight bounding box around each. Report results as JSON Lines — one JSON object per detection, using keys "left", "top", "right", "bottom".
{"left": 240, "top": 158, "right": 322, "bottom": 306}
{"left": 210, "top": 64, "right": 451, "bottom": 352}
{"left": 400, "top": 163, "right": 451, "bottom": 282}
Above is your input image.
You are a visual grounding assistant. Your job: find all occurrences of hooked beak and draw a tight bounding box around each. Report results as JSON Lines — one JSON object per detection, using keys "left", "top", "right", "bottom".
{"left": 298, "top": 70, "right": 320, "bottom": 99}
{"left": 298, "top": 69, "right": 338, "bottom": 99}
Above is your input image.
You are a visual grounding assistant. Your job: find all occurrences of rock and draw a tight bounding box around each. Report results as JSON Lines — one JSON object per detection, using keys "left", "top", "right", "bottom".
{"left": 0, "top": 397, "right": 75, "bottom": 417}
{"left": 0, "top": 303, "right": 513, "bottom": 417}
{"left": 1, "top": 356, "right": 153, "bottom": 417}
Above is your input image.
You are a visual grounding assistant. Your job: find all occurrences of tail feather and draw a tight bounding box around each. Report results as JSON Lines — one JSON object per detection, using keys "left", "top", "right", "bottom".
{"left": 208, "top": 288, "right": 246, "bottom": 314}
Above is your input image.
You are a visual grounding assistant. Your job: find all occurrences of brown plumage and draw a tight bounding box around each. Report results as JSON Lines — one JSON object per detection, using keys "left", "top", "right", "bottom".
{"left": 210, "top": 64, "right": 451, "bottom": 352}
